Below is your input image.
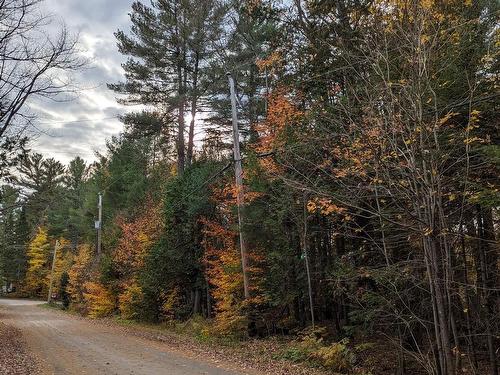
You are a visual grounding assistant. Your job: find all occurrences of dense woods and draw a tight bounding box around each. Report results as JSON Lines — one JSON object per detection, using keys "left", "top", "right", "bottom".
{"left": 0, "top": 1, "right": 499, "bottom": 374}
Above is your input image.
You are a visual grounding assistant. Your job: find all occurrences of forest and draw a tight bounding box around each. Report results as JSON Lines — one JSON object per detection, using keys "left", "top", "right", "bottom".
{"left": 0, "top": 1, "right": 498, "bottom": 374}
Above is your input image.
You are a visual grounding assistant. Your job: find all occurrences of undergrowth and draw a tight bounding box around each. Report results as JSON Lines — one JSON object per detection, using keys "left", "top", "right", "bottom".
{"left": 278, "top": 327, "right": 374, "bottom": 374}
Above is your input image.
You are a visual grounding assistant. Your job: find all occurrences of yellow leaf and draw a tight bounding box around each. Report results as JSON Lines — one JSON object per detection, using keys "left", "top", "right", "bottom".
{"left": 464, "top": 137, "right": 483, "bottom": 145}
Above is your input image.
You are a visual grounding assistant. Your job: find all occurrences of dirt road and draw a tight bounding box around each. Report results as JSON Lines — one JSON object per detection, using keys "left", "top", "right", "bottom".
{"left": 0, "top": 299, "right": 246, "bottom": 375}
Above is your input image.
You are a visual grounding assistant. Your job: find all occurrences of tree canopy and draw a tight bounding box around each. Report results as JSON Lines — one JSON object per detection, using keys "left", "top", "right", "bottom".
{"left": 1, "top": 1, "right": 498, "bottom": 374}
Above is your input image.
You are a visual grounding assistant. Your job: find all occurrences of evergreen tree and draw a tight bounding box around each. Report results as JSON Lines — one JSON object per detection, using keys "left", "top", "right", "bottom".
{"left": 0, "top": 186, "right": 26, "bottom": 290}
{"left": 15, "top": 153, "right": 66, "bottom": 231}
{"left": 110, "top": 0, "right": 226, "bottom": 173}
{"left": 142, "top": 161, "right": 220, "bottom": 320}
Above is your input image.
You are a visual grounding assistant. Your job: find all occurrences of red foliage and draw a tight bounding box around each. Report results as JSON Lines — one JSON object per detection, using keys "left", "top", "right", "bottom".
{"left": 113, "top": 200, "right": 163, "bottom": 280}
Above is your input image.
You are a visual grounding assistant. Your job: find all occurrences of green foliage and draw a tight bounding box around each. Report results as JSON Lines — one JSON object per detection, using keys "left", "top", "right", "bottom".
{"left": 0, "top": 186, "right": 27, "bottom": 288}
{"left": 280, "top": 327, "right": 357, "bottom": 371}
{"left": 175, "top": 315, "right": 213, "bottom": 343}
{"left": 59, "top": 271, "right": 70, "bottom": 309}
{"left": 118, "top": 283, "right": 145, "bottom": 320}
{"left": 312, "top": 339, "right": 355, "bottom": 372}
{"left": 479, "top": 145, "right": 500, "bottom": 166}
{"left": 5, "top": 2, "right": 499, "bottom": 374}
{"left": 142, "top": 161, "right": 221, "bottom": 321}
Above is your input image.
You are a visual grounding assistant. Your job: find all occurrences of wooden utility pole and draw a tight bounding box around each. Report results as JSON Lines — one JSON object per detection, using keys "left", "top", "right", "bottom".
{"left": 227, "top": 72, "right": 250, "bottom": 299}
{"left": 97, "top": 192, "right": 102, "bottom": 255}
{"left": 302, "top": 192, "right": 315, "bottom": 328}
{"left": 47, "top": 240, "right": 59, "bottom": 303}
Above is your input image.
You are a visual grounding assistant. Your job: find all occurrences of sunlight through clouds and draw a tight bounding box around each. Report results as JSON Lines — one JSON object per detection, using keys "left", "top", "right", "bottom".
{"left": 29, "top": 0, "right": 136, "bottom": 165}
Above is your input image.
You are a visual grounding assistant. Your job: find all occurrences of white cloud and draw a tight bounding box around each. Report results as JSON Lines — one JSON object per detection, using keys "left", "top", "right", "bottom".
{"left": 29, "top": 0, "right": 136, "bottom": 165}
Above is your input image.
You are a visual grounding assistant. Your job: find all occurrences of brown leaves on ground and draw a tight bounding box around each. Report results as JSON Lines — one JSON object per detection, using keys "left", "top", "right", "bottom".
{"left": 95, "top": 318, "right": 330, "bottom": 375}
{"left": 0, "top": 322, "right": 41, "bottom": 375}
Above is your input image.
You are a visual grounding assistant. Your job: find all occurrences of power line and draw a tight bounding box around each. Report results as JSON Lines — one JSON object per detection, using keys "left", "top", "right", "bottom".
{"left": 36, "top": 116, "right": 121, "bottom": 125}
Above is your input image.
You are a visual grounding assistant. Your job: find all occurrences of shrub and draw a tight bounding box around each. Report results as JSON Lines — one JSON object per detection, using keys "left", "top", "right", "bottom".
{"left": 206, "top": 309, "right": 248, "bottom": 338}
{"left": 281, "top": 327, "right": 325, "bottom": 362}
{"left": 118, "top": 283, "right": 144, "bottom": 320}
{"left": 281, "top": 327, "right": 357, "bottom": 372}
{"left": 83, "top": 282, "right": 116, "bottom": 318}
{"left": 160, "top": 286, "right": 181, "bottom": 321}
{"left": 311, "top": 338, "right": 355, "bottom": 372}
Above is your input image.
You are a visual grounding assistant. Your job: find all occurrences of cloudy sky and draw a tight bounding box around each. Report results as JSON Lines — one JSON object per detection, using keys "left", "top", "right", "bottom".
{"left": 31, "top": 0, "right": 136, "bottom": 165}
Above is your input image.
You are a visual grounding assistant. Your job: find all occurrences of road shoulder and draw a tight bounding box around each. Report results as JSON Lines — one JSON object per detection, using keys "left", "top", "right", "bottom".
{"left": 0, "top": 321, "right": 44, "bottom": 375}
{"left": 41, "top": 304, "right": 329, "bottom": 375}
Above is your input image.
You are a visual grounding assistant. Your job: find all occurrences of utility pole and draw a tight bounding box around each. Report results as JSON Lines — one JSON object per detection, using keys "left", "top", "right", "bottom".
{"left": 47, "top": 240, "right": 59, "bottom": 304}
{"left": 96, "top": 192, "right": 103, "bottom": 255}
{"left": 227, "top": 72, "right": 250, "bottom": 300}
{"left": 303, "top": 192, "right": 315, "bottom": 328}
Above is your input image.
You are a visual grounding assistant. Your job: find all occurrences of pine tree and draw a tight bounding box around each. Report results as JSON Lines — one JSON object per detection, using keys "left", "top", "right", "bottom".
{"left": 15, "top": 153, "right": 66, "bottom": 230}
{"left": 0, "top": 187, "right": 28, "bottom": 290}
{"left": 110, "top": 0, "right": 226, "bottom": 173}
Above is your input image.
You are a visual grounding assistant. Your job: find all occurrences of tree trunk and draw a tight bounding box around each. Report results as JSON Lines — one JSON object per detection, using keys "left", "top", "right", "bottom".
{"left": 423, "top": 241, "right": 445, "bottom": 375}
{"left": 193, "top": 288, "right": 201, "bottom": 315}
{"left": 186, "top": 53, "right": 199, "bottom": 167}
{"left": 460, "top": 223, "right": 479, "bottom": 372}
{"left": 176, "top": 79, "right": 185, "bottom": 173}
{"left": 174, "top": 9, "right": 185, "bottom": 175}
{"left": 477, "top": 206, "right": 499, "bottom": 375}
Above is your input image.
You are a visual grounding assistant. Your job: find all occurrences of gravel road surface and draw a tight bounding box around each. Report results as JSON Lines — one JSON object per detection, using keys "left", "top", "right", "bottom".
{"left": 0, "top": 299, "right": 245, "bottom": 375}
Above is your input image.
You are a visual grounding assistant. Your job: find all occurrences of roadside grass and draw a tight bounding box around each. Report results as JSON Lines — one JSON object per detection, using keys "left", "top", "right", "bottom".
{"left": 113, "top": 314, "right": 241, "bottom": 347}
{"left": 41, "top": 302, "right": 80, "bottom": 315}
{"left": 40, "top": 302, "right": 61, "bottom": 310}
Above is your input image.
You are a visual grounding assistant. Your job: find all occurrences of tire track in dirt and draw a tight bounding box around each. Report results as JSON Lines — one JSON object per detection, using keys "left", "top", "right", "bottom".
{"left": 0, "top": 299, "right": 249, "bottom": 375}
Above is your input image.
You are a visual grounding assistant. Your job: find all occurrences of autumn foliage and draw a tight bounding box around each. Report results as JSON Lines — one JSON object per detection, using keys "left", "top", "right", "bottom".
{"left": 24, "top": 227, "right": 51, "bottom": 297}
{"left": 83, "top": 281, "right": 116, "bottom": 318}
{"left": 202, "top": 218, "right": 246, "bottom": 334}
{"left": 5, "top": 1, "right": 499, "bottom": 374}
{"left": 67, "top": 244, "right": 94, "bottom": 312}
{"left": 114, "top": 201, "right": 162, "bottom": 319}
{"left": 113, "top": 201, "right": 162, "bottom": 279}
